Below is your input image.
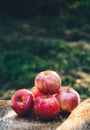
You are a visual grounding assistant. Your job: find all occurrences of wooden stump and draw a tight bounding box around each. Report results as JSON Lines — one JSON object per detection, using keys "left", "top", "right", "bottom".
{"left": 0, "top": 99, "right": 90, "bottom": 130}
{"left": 56, "top": 98, "right": 90, "bottom": 130}
{"left": 0, "top": 100, "right": 69, "bottom": 130}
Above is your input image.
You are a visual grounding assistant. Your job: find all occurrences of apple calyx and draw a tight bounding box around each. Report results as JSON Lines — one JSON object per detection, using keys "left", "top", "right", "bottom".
{"left": 18, "top": 96, "right": 24, "bottom": 104}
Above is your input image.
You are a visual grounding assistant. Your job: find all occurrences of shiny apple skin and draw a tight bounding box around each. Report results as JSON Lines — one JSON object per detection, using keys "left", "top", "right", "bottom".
{"left": 31, "top": 86, "right": 46, "bottom": 99}
{"left": 56, "top": 87, "right": 80, "bottom": 112}
{"left": 35, "top": 70, "right": 61, "bottom": 94}
{"left": 11, "top": 89, "right": 33, "bottom": 115}
{"left": 34, "top": 95, "right": 60, "bottom": 120}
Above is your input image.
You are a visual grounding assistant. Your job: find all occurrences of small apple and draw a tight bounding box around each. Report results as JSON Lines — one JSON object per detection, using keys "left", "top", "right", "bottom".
{"left": 56, "top": 86, "right": 80, "bottom": 112}
{"left": 35, "top": 70, "right": 61, "bottom": 94}
{"left": 11, "top": 89, "right": 33, "bottom": 115}
{"left": 31, "top": 86, "right": 46, "bottom": 99}
{"left": 34, "top": 95, "right": 60, "bottom": 120}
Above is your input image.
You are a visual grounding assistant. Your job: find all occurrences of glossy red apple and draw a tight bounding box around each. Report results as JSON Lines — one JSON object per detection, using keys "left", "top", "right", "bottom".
{"left": 34, "top": 95, "right": 60, "bottom": 120}
{"left": 35, "top": 70, "right": 61, "bottom": 94}
{"left": 31, "top": 86, "right": 45, "bottom": 99}
{"left": 56, "top": 87, "right": 80, "bottom": 112}
{"left": 11, "top": 89, "right": 33, "bottom": 115}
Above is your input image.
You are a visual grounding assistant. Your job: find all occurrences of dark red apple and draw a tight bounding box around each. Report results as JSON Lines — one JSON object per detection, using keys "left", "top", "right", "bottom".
{"left": 35, "top": 70, "right": 61, "bottom": 94}
{"left": 11, "top": 89, "right": 33, "bottom": 115}
{"left": 34, "top": 95, "right": 60, "bottom": 120}
{"left": 31, "top": 86, "right": 45, "bottom": 99}
{"left": 56, "top": 87, "right": 80, "bottom": 112}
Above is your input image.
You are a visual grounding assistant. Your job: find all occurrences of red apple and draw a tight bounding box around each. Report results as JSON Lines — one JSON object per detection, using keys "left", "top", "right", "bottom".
{"left": 34, "top": 95, "right": 60, "bottom": 120}
{"left": 35, "top": 70, "right": 61, "bottom": 94}
{"left": 56, "top": 87, "right": 80, "bottom": 112}
{"left": 11, "top": 89, "right": 34, "bottom": 115}
{"left": 31, "top": 86, "right": 46, "bottom": 99}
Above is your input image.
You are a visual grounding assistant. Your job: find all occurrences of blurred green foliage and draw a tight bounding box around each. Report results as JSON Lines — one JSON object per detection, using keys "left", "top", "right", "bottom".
{"left": 0, "top": 0, "right": 90, "bottom": 99}
{"left": 0, "top": 31, "right": 90, "bottom": 99}
{"left": 0, "top": 0, "right": 90, "bottom": 17}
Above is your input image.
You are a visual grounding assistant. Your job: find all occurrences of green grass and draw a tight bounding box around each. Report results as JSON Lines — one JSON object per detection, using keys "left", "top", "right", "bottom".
{"left": 0, "top": 14, "right": 90, "bottom": 100}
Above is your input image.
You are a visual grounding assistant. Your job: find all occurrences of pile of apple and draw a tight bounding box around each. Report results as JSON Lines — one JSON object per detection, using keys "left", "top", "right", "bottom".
{"left": 11, "top": 70, "right": 80, "bottom": 120}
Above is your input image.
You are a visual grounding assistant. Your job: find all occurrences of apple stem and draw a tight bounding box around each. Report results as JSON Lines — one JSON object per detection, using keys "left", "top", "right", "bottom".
{"left": 67, "top": 86, "right": 71, "bottom": 93}
{"left": 48, "top": 66, "right": 55, "bottom": 71}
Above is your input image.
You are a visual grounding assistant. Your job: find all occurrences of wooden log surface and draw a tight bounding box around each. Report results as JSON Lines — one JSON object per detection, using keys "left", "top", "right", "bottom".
{"left": 0, "top": 99, "right": 90, "bottom": 130}
{"left": 56, "top": 98, "right": 90, "bottom": 130}
{"left": 0, "top": 100, "right": 69, "bottom": 130}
